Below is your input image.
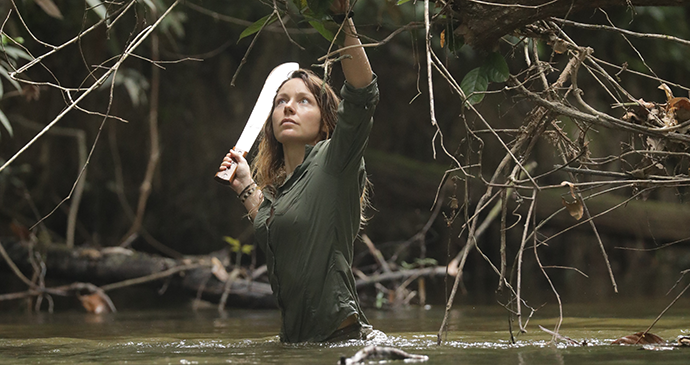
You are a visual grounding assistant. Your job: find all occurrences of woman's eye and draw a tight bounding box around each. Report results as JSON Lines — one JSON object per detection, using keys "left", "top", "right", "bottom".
{"left": 299, "top": 98, "right": 310, "bottom": 104}
{"left": 276, "top": 99, "right": 286, "bottom": 105}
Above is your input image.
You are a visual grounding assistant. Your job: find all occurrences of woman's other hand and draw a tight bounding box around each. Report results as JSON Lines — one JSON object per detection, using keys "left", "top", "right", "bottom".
{"left": 330, "top": 0, "right": 350, "bottom": 14}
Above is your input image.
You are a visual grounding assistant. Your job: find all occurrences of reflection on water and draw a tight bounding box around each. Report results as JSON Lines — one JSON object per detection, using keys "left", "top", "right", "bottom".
{"left": 0, "top": 300, "right": 689, "bottom": 364}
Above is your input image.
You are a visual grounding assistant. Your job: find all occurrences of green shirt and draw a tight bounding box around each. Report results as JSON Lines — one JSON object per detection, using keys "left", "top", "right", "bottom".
{"left": 253, "top": 76, "right": 379, "bottom": 343}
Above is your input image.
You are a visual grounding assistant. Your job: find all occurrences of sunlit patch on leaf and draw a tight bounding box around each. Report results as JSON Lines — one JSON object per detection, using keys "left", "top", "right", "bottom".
{"left": 223, "top": 236, "right": 241, "bottom": 251}
{"left": 241, "top": 244, "right": 254, "bottom": 255}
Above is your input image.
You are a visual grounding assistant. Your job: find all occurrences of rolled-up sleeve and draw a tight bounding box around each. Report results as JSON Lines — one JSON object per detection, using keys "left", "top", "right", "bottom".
{"left": 324, "top": 74, "right": 379, "bottom": 174}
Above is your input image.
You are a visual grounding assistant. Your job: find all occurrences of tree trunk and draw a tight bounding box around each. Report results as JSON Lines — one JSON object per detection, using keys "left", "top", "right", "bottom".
{"left": 450, "top": 0, "right": 689, "bottom": 48}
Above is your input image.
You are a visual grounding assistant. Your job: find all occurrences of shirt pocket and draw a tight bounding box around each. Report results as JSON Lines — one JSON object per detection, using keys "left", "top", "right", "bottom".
{"left": 273, "top": 171, "right": 309, "bottom": 216}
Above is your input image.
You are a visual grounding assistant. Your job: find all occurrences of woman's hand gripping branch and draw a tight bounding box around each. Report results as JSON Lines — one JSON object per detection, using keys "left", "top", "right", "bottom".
{"left": 331, "top": 0, "right": 373, "bottom": 89}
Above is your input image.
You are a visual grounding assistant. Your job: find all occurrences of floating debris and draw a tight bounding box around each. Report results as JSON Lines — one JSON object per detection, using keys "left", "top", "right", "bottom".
{"left": 612, "top": 332, "right": 665, "bottom": 345}
{"left": 339, "top": 345, "right": 428, "bottom": 364}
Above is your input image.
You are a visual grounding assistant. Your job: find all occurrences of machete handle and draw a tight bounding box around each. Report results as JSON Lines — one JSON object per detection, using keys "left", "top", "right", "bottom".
{"left": 214, "top": 148, "right": 248, "bottom": 185}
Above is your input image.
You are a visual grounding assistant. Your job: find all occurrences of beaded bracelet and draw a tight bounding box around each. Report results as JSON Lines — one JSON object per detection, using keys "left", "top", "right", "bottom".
{"left": 238, "top": 182, "right": 257, "bottom": 203}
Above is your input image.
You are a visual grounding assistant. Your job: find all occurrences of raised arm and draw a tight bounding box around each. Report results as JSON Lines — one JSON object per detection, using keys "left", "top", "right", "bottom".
{"left": 331, "top": 1, "right": 373, "bottom": 88}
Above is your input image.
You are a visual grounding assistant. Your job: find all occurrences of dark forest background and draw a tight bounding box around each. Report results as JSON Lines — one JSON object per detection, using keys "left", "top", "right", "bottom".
{"left": 1, "top": 0, "right": 690, "bottom": 313}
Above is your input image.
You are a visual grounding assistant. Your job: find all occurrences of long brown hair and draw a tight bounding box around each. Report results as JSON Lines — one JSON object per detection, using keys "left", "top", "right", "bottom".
{"left": 252, "top": 69, "right": 340, "bottom": 189}
{"left": 251, "top": 69, "right": 372, "bottom": 222}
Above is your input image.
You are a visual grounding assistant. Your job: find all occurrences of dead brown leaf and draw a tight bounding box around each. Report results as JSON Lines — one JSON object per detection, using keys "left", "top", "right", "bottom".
{"left": 552, "top": 39, "right": 568, "bottom": 54}
{"left": 612, "top": 332, "right": 665, "bottom": 345}
{"left": 560, "top": 181, "right": 583, "bottom": 220}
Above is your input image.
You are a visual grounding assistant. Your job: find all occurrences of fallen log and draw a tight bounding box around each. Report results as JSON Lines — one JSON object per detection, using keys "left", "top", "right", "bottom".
{"left": 0, "top": 239, "right": 275, "bottom": 309}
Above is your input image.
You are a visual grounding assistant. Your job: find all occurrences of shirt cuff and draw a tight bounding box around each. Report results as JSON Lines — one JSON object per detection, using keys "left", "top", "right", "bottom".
{"left": 340, "top": 73, "right": 379, "bottom": 108}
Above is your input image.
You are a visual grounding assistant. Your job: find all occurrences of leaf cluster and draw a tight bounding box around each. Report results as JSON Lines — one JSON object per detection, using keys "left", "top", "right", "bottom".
{"left": 239, "top": 0, "right": 341, "bottom": 42}
{"left": 0, "top": 35, "right": 31, "bottom": 139}
{"left": 460, "top": 52, "right": 509, "bottom": 106}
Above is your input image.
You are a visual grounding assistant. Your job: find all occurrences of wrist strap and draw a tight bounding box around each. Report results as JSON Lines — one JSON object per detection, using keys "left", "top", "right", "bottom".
{"left": 332, "top": 11, "right": 354, "bottom": 23}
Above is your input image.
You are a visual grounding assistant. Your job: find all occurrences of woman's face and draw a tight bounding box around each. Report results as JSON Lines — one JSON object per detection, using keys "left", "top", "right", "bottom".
{"left": 271, "top": 78, "right": 323, "bottom": 146}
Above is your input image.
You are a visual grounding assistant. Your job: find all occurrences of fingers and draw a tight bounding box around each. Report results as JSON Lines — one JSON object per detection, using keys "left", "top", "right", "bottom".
{"left": 219, "top": 149, "right": 246, "bottom": 170}
{"left": 217, "top": 149, "right": 253, "bottom": 193}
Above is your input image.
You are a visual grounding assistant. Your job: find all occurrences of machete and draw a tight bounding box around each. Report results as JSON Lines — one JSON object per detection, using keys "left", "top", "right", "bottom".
{"left": 214, "top": 62, "right": 299, "bottom": 185}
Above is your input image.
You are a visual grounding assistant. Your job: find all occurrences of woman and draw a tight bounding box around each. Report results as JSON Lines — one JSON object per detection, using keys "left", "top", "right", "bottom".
{"left": 217, "top": 2, "right": 377, "bottom": 343}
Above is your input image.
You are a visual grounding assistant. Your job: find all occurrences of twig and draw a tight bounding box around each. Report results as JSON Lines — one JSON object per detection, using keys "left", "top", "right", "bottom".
{"left": 615, "top": 237, "right": 690, "bottom": 252}
{"left": 355, "top": 266, "right": 447, "bottom": 288}
{"left": 542, "top": 266, "right": 589, "bottom": 278}
{"left": 99, "top": 263, "right": 204, "bottom": 292}
{"left": 552, "top": 17, "right": 690, "bottom": 47}
{"left": 218, "top": 268, "right": 242, "bottom": 312}
{"left": 516, "top": 188, "right": 537, "bottom": 332}
{"left": 0, "top": 0, "right": 181, "bottom": 173}
{"left": 535, "top": 231, "right": 565, "bottom": 341}
{"left": 230, "top": 10, "right": 278, "bottom": 86}
{"left": 639, "top": 280, "right": 690, "bottom": 341}
{"left": 120, "top": 28, "right": 162, "bottom": 247}
{"left": 424, "top": 0, "right": 440, "bottom": 158}
{"left": 468, "top": 0, "right": 559, "bottom": 8}
{"left": 317, "top": 22, "right": 424, "bottom": 62}
{"left": 361, "top": 234, "right": 392, "bottom": 274}
{"left": 0, "top": 239, "right": 36, "bottom": 288}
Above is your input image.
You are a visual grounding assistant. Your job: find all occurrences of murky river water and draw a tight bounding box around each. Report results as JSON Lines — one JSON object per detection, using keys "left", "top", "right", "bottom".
{"left": 1, "top": 299, "right": 689, "bottom": 364}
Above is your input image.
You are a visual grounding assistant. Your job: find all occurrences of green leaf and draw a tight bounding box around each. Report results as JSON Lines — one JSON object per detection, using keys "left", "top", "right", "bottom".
{"left": 223, "top": 236, "right": 241, "bottom": 252}
{"left": 238, "top": 13, "right": 277, "bottom": 42}
{"left": 3, "top": 46, "right": 32, "bottom": 62}
{"left": 481, "top": 52, "right": 509, "bottom": 83}
{"left": 375, "top": 291, "right": 386, "bottom": 309}
{"left": 240, "top": 244, "right": 254, "bottom": 255}
{"left": 2, "top": 35, "right": 24, "bottom": 45}
{"left": 397, "top": 0, "right": 412, "bottom": 4}
{"left": 0, "top": 109, "right": 12, "bottom": 138}
{"left": 0, "top": 63, "right": 21, "bottom": 92}
{"left": 85, "top": 0, "right": 107, "bottom": 20}
{"left": 293, "top": 0, "right": 308, "bottom": 10}
{"left": 306, "top": 0, "right": 333, "bottom": 17}
{"left": 460, "top": 67, "right": 488, "bottom": 106}
{"left": 308, "top": 20, "right": 334, "bottom": 42}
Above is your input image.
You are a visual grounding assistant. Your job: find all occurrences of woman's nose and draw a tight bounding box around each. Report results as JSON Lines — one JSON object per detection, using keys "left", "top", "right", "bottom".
{"left": 283, "top": 100, "right": 295, "bottom": 114}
